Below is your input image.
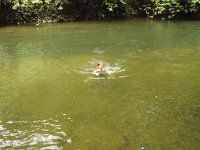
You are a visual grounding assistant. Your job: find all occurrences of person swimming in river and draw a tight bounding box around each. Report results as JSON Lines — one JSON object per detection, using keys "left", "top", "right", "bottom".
{"left": 93, "top": 63, "right": 112, "bottom": 76}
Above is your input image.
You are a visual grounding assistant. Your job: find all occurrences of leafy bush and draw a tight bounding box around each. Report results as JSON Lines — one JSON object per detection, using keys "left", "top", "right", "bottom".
{"left": 143, "top": 0, "right": 200, "bottom": 19}
{"left": 143, "top": 0, "right": 183, "bottom": 19}
{"left": 0, "top": 0, "right": 200, "bottom": 25}
{"left": 11, "top": 0, "right": 65, "bottom": 24}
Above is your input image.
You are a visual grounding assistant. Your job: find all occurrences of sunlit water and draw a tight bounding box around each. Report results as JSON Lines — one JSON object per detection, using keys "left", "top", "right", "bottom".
{"left": 0, "top": 19, "right": 200, "bottom": 149}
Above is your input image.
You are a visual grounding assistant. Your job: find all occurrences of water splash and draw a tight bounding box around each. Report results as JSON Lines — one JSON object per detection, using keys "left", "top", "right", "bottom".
{"left": 78, "top": 60, "right": 125, "bottom": 75}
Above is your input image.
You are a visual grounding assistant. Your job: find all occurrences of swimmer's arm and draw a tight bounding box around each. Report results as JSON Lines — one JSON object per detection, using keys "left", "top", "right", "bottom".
{"left": 93, "top": 69, "right": 100, "bottom": 76}
{"left": 93, "top": 69, "right": 98, "bottom": 74}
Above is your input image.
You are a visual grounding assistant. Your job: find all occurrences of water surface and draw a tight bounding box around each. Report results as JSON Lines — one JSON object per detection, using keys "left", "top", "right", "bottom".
{"left": 0, "top": 19, "right": 200, "bottom": 149}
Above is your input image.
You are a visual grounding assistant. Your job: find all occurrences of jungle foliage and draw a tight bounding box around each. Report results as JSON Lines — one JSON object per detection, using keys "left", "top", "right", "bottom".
{"left": 0, "top": 0, "right": 200, "bottom": 24}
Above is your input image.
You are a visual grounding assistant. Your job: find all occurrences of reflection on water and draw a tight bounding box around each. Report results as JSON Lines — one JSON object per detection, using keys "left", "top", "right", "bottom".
{"left": 0, "top": 19, "right": 200, "bottom": 149}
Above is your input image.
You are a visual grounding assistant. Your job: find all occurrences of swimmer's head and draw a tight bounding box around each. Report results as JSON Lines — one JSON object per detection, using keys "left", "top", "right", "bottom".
{"left": 97, "top": 63, "right": 104, "bottom": 69}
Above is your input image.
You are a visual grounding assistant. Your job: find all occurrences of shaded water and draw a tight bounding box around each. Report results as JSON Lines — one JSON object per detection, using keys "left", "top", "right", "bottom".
{"left": 0, "top": 19, "right": 200, "bottom": 149}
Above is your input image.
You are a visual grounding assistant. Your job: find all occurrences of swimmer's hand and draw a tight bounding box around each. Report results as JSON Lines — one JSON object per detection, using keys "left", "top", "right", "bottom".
{"left": 95, "top": 73, "right": 100, "bottom": 76}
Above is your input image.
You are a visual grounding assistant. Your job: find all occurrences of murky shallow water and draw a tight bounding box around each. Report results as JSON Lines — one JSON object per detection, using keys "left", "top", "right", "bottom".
{"left": 0, "top": 19, "right": 200, "bottom": 149}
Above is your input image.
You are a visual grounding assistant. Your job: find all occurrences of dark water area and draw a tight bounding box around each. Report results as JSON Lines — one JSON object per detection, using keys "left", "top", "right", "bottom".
{"left": 0, "top": 19, "right": 200, "bottom": 149}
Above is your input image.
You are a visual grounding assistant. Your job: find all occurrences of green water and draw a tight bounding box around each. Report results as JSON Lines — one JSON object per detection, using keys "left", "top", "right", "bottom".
{"left": 0, "top": 19, "right": 200, "bottom": 150}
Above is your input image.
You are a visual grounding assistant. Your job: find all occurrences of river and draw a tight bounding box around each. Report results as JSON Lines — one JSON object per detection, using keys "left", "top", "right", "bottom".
{"left": 0, "top": 19, "right": 200, "bottom": 149}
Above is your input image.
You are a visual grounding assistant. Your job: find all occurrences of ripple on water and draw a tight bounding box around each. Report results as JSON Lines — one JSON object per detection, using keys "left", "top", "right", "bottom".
{"left": 40, "top": 145, "right": 63, "bottom": 150}
{"left": 26, "top": 133, "right": 62, "bottom": 145}
{"left": 0, "top": 125, "right": 4, "bottom": 130}
{"left": 0, "top": 115, "right": 74, "bottom": 149}
{"left": 0, "top": 139, "right": 23, "bottom": 148}
{"left": 92, "top": 48, "right": 104, "bottom": 54}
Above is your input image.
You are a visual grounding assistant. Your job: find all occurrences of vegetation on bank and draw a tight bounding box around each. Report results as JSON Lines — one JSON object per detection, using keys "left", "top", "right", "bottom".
{"left": 0, "top": 0, "right": 200, "bottom": 25}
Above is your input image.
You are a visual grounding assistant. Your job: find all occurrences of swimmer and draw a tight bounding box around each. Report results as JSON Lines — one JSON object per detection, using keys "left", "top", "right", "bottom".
{"left": 93, "top": 63, "right": 112, "bottom": 76}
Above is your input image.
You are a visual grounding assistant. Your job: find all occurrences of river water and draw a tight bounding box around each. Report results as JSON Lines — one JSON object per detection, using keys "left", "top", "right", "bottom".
{"left": 0, "top": 19, "right": 200, "bottom": 149}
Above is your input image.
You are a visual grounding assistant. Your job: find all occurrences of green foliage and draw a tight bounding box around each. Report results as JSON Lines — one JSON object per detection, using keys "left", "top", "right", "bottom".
{"left": 0, "top": 0, "right": 200, "bottom": 25}
{"left": 143, "top": 0, "right": 183, "bottom": 19}
{"left": 102, "top": 0, "right": 129, "bottom": 18}
{"left": 62, "top": 0, "right": 105, "bottom": 20}
{"left": 143, "top": 0, "right": 200, "bottom": 19}
{"left": 10, "top": 0, "right": 64, "bottom": 24}
{"left": 184, "top": 0, "right": 200, "bottom": 13}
